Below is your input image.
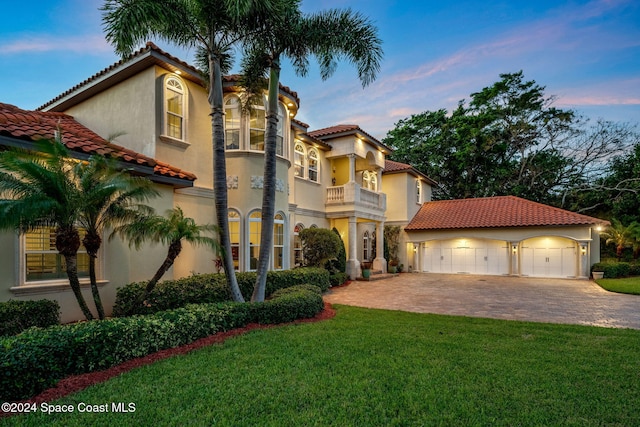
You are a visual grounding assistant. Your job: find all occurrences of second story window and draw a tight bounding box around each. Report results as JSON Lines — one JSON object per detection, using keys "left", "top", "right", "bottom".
{"left": 416, "top": 180, "right": 421, "bottom": 203}
{"left": 294, "top": 143, "right": 305, "bottom": 178}
{"left": 165, "top": 76, "right": 185, "bottom": 140}
{"left": 363, "top": 171, "right": 377, "bottom": 191}
{"left": 225, "top": 96, "right": 241, "bottom": 150}
{"left": 250, "top": 98, "right": 266, "bottom": 151}
{"left": 276, "top": 104, "right": 285, "bottom": 156}
{"left": 308, "top": 149, "right": 318, "bottom": 182}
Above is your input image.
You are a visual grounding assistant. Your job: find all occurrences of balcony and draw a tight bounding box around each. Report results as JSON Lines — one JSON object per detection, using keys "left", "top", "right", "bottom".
{"left": 326, "top": 182, "right": 386, "bottom": 215}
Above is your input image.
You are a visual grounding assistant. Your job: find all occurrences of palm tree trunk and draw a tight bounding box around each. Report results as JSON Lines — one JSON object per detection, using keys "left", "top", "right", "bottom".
{"left": 63, "top": 254, "right": 94, "bottom": 321}
{"left": 253, "top": 61, "right": 281, "bottom": 302}
{"left": 209, "top": 53, "right": 245, "bottom": 302}
{"left": 145, "top": 240, "right": 182, "bottom": 295}
{"left": 88, "top": 256, "right": 105, "bottom": 319}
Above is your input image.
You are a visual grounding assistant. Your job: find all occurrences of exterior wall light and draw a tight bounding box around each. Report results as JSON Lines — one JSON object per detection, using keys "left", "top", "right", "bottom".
{"left": 512, "top": 244, "right": 518, "bottom": 254}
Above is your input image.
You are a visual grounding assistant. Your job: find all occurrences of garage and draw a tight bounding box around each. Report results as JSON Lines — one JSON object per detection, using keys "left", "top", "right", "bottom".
{"left": 422, "top": 238, "right": 509, "bottom": 275}
{"left": 520, "top": 237, "right": 577, "bottom": 278}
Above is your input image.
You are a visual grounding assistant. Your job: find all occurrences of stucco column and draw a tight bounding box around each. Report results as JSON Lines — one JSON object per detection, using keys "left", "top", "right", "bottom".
{"left": 346, "top": 216, "right": 361, "bottom": 279}
{"left": 373, "top": 221, "right": 386, "bottom": 273}
{"left": 377, "top": 168, "right": 383, "bottom": 192}
{"left": 578, "top": 241, "right": 589, "bottom": 278}
{"left": 348, "top": 154, "right": 356, "bottom": 183}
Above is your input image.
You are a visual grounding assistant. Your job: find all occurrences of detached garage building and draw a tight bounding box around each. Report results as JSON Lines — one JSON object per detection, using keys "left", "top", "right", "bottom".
{"left": 404, "top": 196, "right": 608, "bottom": 279}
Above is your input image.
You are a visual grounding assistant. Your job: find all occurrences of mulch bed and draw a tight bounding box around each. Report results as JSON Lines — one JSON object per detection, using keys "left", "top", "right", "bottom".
{"left": 5, "top": 302, "right": 336, "bottom": 413}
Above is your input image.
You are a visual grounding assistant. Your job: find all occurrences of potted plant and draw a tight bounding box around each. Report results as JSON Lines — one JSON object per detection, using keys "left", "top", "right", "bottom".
{"left": 388, "top": 259, "right": 398, "bottom": 274}
{"left": 361, "top": 262, "right": 372, "bottom": 279}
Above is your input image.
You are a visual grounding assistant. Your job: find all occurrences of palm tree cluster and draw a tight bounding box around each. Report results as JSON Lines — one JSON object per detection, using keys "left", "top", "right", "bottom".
{"left": 0, "top": 138, "right": 219, "bottom": 320}
{"left": 101, "top": 0, "right": 383, "bottom": 302}
{"left": 601, "top": 219, "right": 640, "bottom": 260}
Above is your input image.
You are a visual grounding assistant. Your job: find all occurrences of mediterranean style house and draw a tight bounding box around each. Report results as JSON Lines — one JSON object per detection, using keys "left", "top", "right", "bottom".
{"left": 0, "top": 43, "right": 607, "bottom": 322}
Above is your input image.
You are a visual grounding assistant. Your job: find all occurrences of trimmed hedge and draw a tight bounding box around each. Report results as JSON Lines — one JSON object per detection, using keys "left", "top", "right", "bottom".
{"left": 329, "top": 272, "right": 349, "bottom": 287}
{"left": 0, "top": 285, "right": 324, "bottom": 401}
{"left": 0, "top": 299, "right": 60, "bottom": 336}
{"left": 113, "top": 268, "right": 330, "bottom": 317}
{"left": 591, "top": 262, "right": 632, "bottom": 278}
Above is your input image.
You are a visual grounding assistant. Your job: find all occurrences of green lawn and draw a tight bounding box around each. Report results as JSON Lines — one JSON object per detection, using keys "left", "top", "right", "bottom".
{"left": 5, "top": 306, "right": 640, "bottom": 426}
{"left": 596, "top": 276, "right": 640, "bottom": 295}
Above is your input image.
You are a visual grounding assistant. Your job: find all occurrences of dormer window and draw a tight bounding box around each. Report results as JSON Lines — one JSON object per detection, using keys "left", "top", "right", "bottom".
{"left": 164, "top": 76, "right": 186, "bottom": 141}
{"left": 294, "top": 142, "right": 305, "bottom": 178}
{"left": 308, "top": 149, "right": 318, "bottom": 182}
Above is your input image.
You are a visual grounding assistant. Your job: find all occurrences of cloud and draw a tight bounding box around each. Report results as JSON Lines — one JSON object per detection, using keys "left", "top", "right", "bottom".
{"left": 0, "top": 34, "right": 111, "bottom": 55}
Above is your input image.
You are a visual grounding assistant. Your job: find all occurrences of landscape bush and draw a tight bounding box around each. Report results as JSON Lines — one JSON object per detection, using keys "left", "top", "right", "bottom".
{"left": 591, "top": 262, "right": 631, "bottom": 278}
{"left": 0, "top": 299, "right": 60, "bottom": 336}
{"left": 0, "top": 285, "right": 324, "bottom": 401}
{"left": 113, "top": 268, "right": 329, "bottom": 317}
{"left": 329, "top": 272, "right": 349, "bottom": 287}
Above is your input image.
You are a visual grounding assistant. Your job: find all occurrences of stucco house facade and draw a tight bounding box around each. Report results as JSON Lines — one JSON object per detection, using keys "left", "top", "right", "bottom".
{"left": 0, "top": 43, "right": 607, "bottom": 322}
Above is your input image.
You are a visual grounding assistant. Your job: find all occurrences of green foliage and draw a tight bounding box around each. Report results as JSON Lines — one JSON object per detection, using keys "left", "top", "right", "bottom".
{"left": 329, "top": 272, "right": 349, "bottom": 287}
{"left": 0, "top": 300, "right": 60, "bottom": 336}
{"left": 591, "top": 262, "right": 631, "bottom": 278}
{"left": 326, "top": 227, "right": 347, "bottom": 273}
{"left": 0, "top": 285, "right": 324, "bottom": 401}
{"left": 299, "top": 227, "right": 342, "bottom": 268}
{"left": 384, "top": 225, "right": 401, "bottom": 263}
{"left": 113, "top": 268, "right": 330, "bottom": 317}
{"left": 596, "top": 277, "right": 640, "bottom": 295}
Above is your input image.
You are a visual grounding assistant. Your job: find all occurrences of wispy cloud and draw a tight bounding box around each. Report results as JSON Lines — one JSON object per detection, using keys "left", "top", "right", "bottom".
{"left": 0, "top": 34, "right": 110, "bottom": 55}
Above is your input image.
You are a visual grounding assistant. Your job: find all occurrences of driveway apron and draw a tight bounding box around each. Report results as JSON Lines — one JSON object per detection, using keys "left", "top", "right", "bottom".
{"left": 324, "top": 273, "right": 640, "bottom": 329}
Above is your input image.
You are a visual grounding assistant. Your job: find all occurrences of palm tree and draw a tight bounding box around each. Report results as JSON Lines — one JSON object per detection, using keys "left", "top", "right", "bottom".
{"left": 241, "top": 1, "right": 383, "bottom": 301}
{"left": 101, "top": 0, "right": 275, "bottom": 302}
{"left": 601, "top": 219, "right": 640, "bottom": 260}
{"left": 112, "top": 206, "right": 220, "bottom": 297}
{"left": 0, "top": 139, "right": 95, "bottom": 320}
{"left": 76, "top": 155, "right": 158, "bottom": 319}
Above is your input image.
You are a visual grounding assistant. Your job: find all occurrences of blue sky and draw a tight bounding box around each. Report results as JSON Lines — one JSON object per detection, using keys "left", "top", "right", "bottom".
{"left": 1, "top": 0, "right": 638, "bottom": 139}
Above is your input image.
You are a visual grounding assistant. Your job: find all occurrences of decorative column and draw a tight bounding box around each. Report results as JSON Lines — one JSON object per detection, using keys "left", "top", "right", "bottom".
{"left": 348, "top": 154, "right": 356, "bottom": 183}
{"left": 346, "top": 216, "right": 361, "bottom": 279}
{"left": 377, "top": 168, "right": 383, "bottom": 192}
{"left": 373, "top": 221, "right": 386, "bottom": 273}
{"left": 509, "top": 242, "right": 519, "bottom": 276}
{"left": 578, "top": 242, "right": 589, "bottom": 278}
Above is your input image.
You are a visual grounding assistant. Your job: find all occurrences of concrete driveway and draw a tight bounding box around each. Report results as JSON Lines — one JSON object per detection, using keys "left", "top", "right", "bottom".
{"left": 323, "top": 273, "right": 640, "bottom": 329}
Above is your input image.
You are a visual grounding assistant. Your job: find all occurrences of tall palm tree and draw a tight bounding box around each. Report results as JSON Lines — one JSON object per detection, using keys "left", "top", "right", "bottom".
{"left": 241, "top": 1, "right": 383, "bottom": 301}
{"left": 601, "top": 219, "right": 640, "bottom": 260}
{"left": 76, "top": 155, "right": 158, "bottom": 319}
{"left": 101, "top": 0, "right": 275, "bottom": 302}
{"left": 111, "top": 206, "right": 220, "bottom": 296}
{"left": 0, "top": 139, "right": 95, "bottom": 320}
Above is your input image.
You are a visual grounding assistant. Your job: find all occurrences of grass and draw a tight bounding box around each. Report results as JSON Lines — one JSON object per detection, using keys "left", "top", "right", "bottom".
{"left": 5, "top": 306, "right": 640, "bottom": 426}
{"left": 596, "top": 276, "right": 640, "bottom": 295}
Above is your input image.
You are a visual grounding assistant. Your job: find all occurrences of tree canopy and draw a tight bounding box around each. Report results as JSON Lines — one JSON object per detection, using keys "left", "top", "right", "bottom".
{"left": 384, "top": 71, "right": 637, "bottom": 212}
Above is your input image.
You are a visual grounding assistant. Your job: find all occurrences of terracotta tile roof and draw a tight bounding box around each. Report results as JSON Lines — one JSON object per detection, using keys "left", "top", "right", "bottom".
{"left": 0, "top": 102, "right": 196, "bottom": 184}
{"left": 405, "top": 196, "right": 608, "bottom": 231}
{"left": 308, "top": 124, "right": 393, "bottom": 154}
{"left": 383, "top": 160, "right": 437, "bottom": 185}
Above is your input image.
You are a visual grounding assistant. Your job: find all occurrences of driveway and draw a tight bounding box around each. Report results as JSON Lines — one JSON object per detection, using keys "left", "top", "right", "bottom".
{"left": 323, "top": 273, "right": 640, "bottom": 329}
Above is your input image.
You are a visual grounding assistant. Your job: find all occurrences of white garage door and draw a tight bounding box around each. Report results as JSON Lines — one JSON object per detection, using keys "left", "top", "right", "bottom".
{"left": 521, "top": 237, "right": 576, "bottom": 278}
{"left": 422, "top": 239, "right": 509, "bottom": 275}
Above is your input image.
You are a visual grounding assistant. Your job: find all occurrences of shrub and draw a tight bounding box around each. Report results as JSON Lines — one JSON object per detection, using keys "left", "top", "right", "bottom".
{"left": 0, "top": 299, "right": 60, "bottom": 336}
{"left": 300, "top": 228, "right": 342, "bottom": 268}
{"left": 326, "top": 227, "right": 347, "bottom": 273}
{"left": 629, "top": 263, "right": 640, "bottom": 276}
{"left": 113, "top": 268, "right": 329, "bottom": 317}
{"left": 0, "top": 285, "right": 324, "bottom": 401}
{"left": 329, "top": 272, "right": 348, "bottom": 287}
{"left": 591, "top": 262, "right": 631, "bottom": 278}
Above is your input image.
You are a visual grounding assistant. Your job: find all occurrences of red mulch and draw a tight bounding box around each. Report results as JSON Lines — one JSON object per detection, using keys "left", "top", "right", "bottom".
{"left": 4, "top": 303, "right": 336, "bottom": 414}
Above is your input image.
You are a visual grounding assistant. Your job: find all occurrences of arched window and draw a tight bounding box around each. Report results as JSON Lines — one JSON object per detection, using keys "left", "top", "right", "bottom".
{"left": 228, "top": 209, "right": 241, "bottom": 270}
{"left": 363, "top": 171, "right": 371, "bottom": 189}
{"left": 249, "top": 98, "right": 266, "bottom": 151}
{"left": 363, "top": 231, "right": 370, "bottom": 261}
{"left": 248, "top": 211, "right": 262, "bottom": 270}
{"left": 276, "top": 104, "right": 285, "bottom": 157}
{"left": 225, "top": 96, "right": 241, "bottom": 150}
{"left": 308, "top": 149, "right": 318, "bottom": 182}
{"left": 164, "top": 76, "right": 186, "bottom": 140}
{"left": 273, "top": 213, "right": 285, "bottom": 270}
{"left": 416, "top": 180, "right": 421, "bottom": 203}
{"left": 294, "top": 142, "right": 305, "bottom": 178}
{"left": 370, "top": 173, "right": 377, "bottom": 191}
{"left": 294, "top": 223, "right": 305, "bottom": 266}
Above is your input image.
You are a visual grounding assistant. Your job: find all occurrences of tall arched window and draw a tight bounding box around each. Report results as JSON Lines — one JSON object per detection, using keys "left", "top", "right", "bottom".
{"left": 294, "top": 142, "right": 305, "bottom": 178}
{"left": 228, "top": 209, "right": 241, "bottom": 270}
{"left": 273, "top": 213, "right": 285, "bottom": 270}
{"left": 308, "top": 149, "right": 318, "bottom": 182}
{"left": 249, "top": 98, "right": 266, "bottom": 151}
{"left": 276, "top": 104, "right": 285, "bottom": 157}
{"left": 225, "top": 96, "right": 241, "bottom": 150}
{"left": 294, "top": 223, "right": 305, "bottom": 266}
{"left": 363, "top": 171, "right": 371, "bottom": 189}
{"left": 248, "top": 211, "right": 261, "bottom": 270}
{"left": 165, "top": 76, "right": 186, "bottom": 140}
{"left": 363, "top": 231, "right": 370, "bottom": 261}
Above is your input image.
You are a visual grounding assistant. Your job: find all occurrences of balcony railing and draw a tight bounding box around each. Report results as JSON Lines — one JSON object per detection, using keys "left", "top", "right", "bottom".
{"left": 326, "top": 183, "right": 386, "bottom": 211}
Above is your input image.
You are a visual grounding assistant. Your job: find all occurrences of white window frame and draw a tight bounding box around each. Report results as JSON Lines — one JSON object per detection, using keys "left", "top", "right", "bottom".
{"left": 228, "top": 209, "right": 241, "bottom": 270}
{"left": 293, "top": 223, "right": 305, "bottom": 267}
{"left": 224, "top": 95, "right": 241, "bottom": 150}
{"left": 249, "top": 97, "right": 266, "bottom": 151}
{"left": 363, "top": 230, "right": 370, "bottom": 262}
{"left": 248, "top": 210, "right": 262, "bottom": 271}
{"left": 163, "top": 75, "right": 187, "bottom": 143}
{"left": 273, "top": 213, "right": 285, "bottom": 270}
{"left": 308, "top": 149, "right": 319, "bottom": 182}
{"left": 416, "top": 180, "right": 422, "bottom": 204}
{"left": 294, "top": 142, "right": 306, "bottom": 178}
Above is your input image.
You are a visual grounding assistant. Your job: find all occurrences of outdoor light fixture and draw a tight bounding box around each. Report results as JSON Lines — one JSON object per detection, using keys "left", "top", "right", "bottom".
{"left": 580, "top": 245, "right": 587, "bottom": 255}
{"left": 512, "top": 244, "right": 518, "bottom": 254}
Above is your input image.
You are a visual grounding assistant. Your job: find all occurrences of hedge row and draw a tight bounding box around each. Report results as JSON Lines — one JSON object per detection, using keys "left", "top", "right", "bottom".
{"left": 0, "top": 300, "right": 60, "bottom": 337}
{"left": 0, "top": 285, "right": 324, "bottom": 401}
{"left": 113, "top": 268, "right": 330, "bottom": 317}
{"left": 591, "top": 262, "right": 640, "bottom": 278}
